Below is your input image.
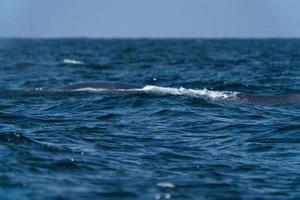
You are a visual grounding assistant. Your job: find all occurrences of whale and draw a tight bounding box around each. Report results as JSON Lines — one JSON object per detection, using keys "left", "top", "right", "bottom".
{"left": 56, "top": 81, "right": 143, "bottom": 91}
{"left": 236, "top": 93, "right": 300, "bottom": 104}
{"left": 55, "top": 81, "right": 300, "bottom": 104}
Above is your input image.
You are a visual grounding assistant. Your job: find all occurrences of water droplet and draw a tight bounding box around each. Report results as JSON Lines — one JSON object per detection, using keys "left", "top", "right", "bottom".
{"left": 165, "top": 193, "right": 171, "bottom": 199}
{"left": 154, "top": 194, "right": 161, "bottom": 200}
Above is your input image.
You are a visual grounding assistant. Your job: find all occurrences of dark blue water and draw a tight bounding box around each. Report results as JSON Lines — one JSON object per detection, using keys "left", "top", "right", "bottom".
{"left": 1, "top": 39, "right": 300, "bottom": 200}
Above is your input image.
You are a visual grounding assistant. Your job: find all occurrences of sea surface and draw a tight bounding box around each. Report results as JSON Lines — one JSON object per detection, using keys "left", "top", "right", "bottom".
{"left": 1, "top": 39, "right": 300, "bottom": 200}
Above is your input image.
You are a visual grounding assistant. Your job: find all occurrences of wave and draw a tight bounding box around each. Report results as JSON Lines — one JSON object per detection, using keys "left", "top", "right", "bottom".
{"left": 72, "top": 85, "right": 238, "bottom": 101}
{"left": 63, "top": 59, "right": 84, "bottom": 65}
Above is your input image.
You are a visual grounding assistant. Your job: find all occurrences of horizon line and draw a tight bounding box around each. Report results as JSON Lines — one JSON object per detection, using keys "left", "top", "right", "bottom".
{"left": 1, "top": 36, "right": 300, "bottom": 40}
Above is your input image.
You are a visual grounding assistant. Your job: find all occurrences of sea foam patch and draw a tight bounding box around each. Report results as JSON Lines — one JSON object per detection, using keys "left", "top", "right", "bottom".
{"left": 63, "top": 59, "right": 84, "bottom": 65}
{"left": 138, "top": 85, "right": 237, "bottom": 100}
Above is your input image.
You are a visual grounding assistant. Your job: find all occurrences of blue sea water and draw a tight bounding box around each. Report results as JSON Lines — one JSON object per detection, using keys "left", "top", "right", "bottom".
{"left": 1, "top": 39, "right": 300, "bottom": 200}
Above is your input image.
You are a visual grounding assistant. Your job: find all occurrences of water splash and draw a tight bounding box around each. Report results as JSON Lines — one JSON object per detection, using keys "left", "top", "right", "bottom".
{"left": 140, "top": 85, "right": 237, "bottom": 100}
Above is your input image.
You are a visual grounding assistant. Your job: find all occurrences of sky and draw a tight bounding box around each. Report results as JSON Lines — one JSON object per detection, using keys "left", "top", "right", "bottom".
{"left": 1, "top": 0, "right": 300, "bottom": 38}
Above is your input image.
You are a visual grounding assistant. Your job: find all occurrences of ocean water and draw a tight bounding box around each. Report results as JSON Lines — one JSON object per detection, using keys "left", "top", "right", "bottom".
{"left": 1, "top": 39, "right": 300, "bottom": 200}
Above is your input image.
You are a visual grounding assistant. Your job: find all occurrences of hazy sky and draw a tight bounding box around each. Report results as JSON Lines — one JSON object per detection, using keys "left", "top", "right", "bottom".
{"left": 1, "top": 0, "right": 300, "bottom": 38}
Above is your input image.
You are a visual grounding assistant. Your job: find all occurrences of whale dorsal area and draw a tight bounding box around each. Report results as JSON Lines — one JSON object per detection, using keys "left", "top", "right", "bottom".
{"left": 57, "top": 81, "right": 143, "bottom": 91}
{"left": 236, "top": 93, "right": 300, "bottom": 104}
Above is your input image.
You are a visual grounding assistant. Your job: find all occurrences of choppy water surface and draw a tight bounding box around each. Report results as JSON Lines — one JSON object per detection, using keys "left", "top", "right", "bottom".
{"left": 1, "top": 39, "right": 300, "bottom": 200}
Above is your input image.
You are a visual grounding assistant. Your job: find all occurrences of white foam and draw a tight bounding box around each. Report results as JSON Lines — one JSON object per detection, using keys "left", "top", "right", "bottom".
{"left": 157, "top": 182, "right": 176, "bottom": 188}
{"left": 71, "top": 85, "right": 237, "bottom": 101}
{"left": 72, "top": 87, "right": 107, "bottom": 92}
{"left": 138, "top": 85, "right": 237, "bottom": 100}
{"left": 63, "top": 59, "right": 83, "bottom": 65}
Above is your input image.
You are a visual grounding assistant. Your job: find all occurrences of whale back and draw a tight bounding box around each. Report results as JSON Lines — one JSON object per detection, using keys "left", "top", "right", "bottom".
{"left": 57, "top": 81, "right": 142, "bottom": 91}
{"left": 56, "top": 81, "right": 300, "bottom": 104}
{"left": 236, "top": 93, "right": 300, "bottom": 104}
